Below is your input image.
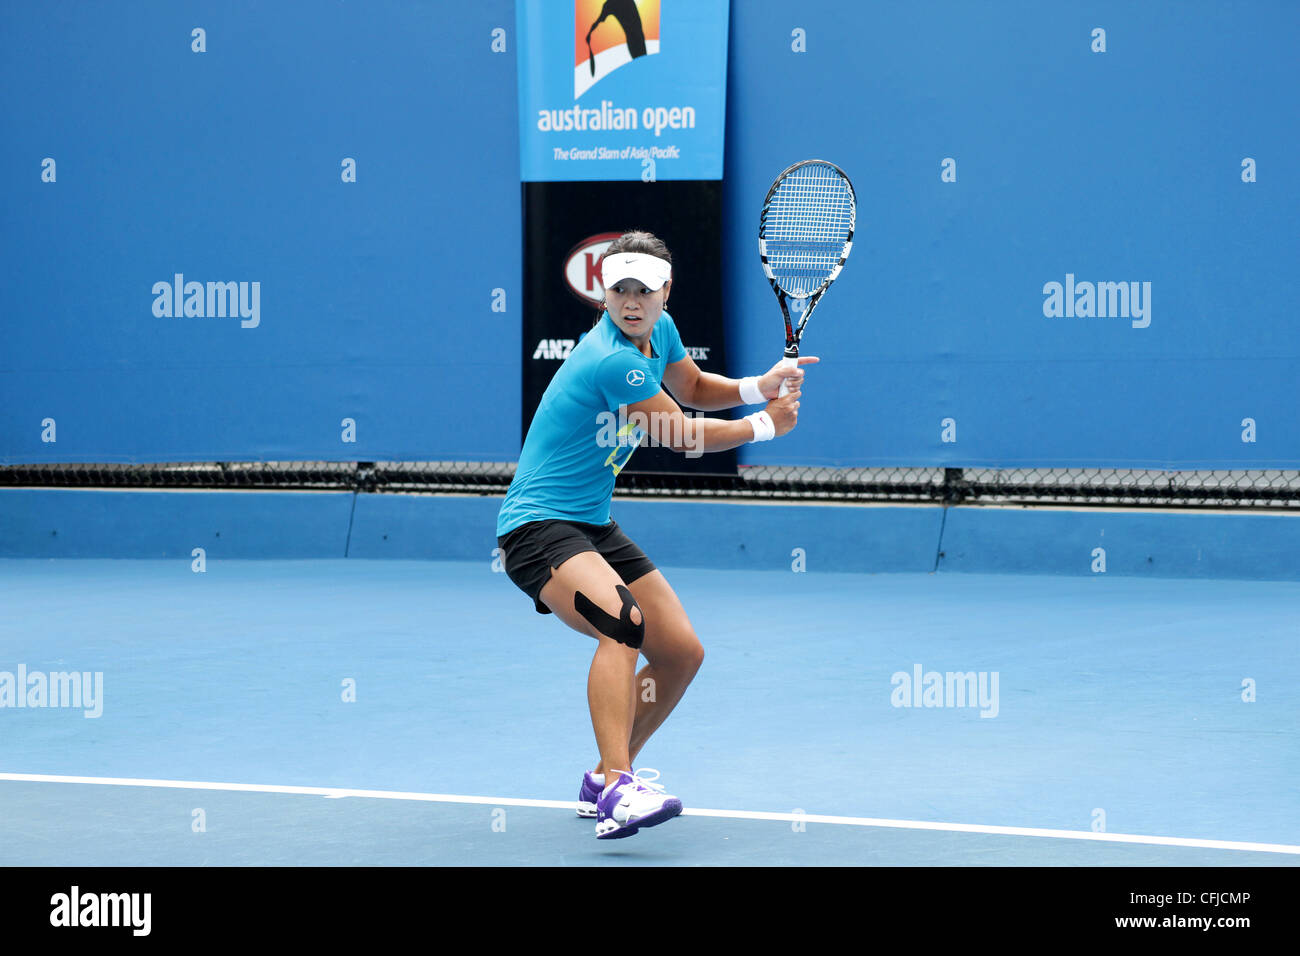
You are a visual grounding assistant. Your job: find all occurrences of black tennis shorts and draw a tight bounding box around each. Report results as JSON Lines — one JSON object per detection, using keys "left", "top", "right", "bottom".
{"left": 497, "top": 518, "right": 657, "bottom": 615}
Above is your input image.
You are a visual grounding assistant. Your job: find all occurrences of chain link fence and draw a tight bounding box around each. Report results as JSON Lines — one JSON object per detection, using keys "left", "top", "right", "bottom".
{"left": 3, "top": 462, "right": 1298, "bottom": 509}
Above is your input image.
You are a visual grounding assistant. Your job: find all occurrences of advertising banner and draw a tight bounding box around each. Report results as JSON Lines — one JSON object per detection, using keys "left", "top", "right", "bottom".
{"left": 516, "top": 0, "right": 729, "bottom": 183}
{"left": 516, "top": 1, "right": 733, "bottom": 475}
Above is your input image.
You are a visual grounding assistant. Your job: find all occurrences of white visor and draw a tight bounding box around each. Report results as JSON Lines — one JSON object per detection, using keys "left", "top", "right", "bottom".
{"left": 601, "top": 252, "right": 672, "bottom": 292}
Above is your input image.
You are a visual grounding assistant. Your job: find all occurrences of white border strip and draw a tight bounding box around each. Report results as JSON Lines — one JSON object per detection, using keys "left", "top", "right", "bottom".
{"left": 3, "top": 772, "right": 1297, "bottom": 856}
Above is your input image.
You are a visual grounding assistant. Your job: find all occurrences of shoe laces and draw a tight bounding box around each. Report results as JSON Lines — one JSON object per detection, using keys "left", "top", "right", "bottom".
{"left": 613, "top": 768, "right": 664, "bottom": 794}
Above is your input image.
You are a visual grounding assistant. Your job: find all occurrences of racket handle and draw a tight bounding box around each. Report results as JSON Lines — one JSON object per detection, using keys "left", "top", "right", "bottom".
{"left": 776, "top": 353, "right": 798, "bottom": 397}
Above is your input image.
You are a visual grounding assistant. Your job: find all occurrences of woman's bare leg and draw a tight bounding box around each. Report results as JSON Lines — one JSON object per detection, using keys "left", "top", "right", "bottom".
{"left": 592, "top": 569, "right": 704, "bottom": 773}
{"left": 539, "top": 551, "right": 641, "bottom": 782}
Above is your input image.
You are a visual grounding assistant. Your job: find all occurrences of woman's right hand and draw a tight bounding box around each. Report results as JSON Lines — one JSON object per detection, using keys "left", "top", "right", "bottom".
{"left": 765, "top": 387, "right": 800, "bottom": 437}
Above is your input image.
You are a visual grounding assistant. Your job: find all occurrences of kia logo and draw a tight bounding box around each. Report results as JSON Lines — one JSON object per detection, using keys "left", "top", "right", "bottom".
{"left": 563, "top": 231, "right": 623, "bottom": 306}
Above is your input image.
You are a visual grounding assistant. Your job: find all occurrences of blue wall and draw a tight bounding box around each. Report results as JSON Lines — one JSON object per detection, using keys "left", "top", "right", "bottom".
{"left": 1, "top": 0, "right": 521, "bottom": 463}
{"left": 3, "top": 1, "right": 1296, "bottom": 470}
{"left": 723, "top": 0, "right": 1300, "bottom": 469}
{"left": 4, "top": 489, "right": 1296, "bottom": 582}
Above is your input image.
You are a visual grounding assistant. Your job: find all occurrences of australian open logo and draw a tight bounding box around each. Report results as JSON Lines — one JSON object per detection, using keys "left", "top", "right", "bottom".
{"left": 577, "top": 0, "right": 660, "bottom": 99}
{"left": 538, "top": 2, "right": 694, "bottom": 140}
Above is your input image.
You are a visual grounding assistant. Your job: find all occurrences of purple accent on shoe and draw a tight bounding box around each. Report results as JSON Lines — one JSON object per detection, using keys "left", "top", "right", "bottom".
{"left": 577, "top": 771, "right": 604, "bottom": 818}
{"left": 580, "top": 772, "right": 604, "bottom": 804}
{"left": 626, "top": 799, "right": 684, "bottom": 832}
{"left": 598, "top": 822, "right": 640, "bottom": 839}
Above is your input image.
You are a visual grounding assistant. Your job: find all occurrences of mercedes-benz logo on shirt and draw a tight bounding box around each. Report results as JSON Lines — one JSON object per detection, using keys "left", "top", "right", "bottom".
{"left": 626, "top": 369, "right": 646, "bottom": 386}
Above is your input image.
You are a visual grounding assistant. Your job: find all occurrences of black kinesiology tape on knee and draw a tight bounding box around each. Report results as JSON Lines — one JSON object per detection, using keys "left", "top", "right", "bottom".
{"left": 574, "top": 585, "right": 644, "bottom": 649}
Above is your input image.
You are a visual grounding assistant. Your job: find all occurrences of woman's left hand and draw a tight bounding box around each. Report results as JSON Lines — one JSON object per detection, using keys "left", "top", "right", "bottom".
{"left": 758, "top": 355, "right": 819, "bottom": 399}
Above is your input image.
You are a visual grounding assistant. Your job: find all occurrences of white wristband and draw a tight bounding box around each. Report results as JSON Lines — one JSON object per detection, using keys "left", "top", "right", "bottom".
{"left": 738, "top": 376, "right": 765, "bottom": 406}
{"left": 745, "top": 410, "right": 776, "bottom": 442}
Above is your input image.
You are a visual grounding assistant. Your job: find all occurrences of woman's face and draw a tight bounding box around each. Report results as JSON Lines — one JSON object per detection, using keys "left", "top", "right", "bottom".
{"left": 605, "top": 278, "right": 671, "bottom": 339}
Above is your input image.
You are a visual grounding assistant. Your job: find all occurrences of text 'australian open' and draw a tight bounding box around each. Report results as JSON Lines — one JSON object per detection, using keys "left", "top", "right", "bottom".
{"left": 537, "top": 100, "right": 696, "bottom": 137}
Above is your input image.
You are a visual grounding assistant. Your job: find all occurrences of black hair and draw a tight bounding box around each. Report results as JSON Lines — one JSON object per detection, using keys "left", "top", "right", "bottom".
{"left": 594, "top": 230, "right": 673, "bottom": 326}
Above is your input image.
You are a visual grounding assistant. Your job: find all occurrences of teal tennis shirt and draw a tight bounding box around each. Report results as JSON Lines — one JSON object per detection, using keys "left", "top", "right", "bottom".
{"left": 497, "top": 311, "right": 687, "bottom": 536}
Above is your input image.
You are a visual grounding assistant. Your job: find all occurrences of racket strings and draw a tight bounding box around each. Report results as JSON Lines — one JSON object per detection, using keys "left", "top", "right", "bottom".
{"left": 761, "top": 163, "right": 855, "bottom": 298}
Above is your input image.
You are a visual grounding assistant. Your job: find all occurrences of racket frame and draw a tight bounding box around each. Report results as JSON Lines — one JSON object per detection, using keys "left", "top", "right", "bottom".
{"left": 758, "top": 159, "right": 857, "bottom": 394}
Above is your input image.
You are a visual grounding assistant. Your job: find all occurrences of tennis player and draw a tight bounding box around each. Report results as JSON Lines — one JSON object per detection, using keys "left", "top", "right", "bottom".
{"left": 496, "top": 230, "right": 814, "bottom": 840}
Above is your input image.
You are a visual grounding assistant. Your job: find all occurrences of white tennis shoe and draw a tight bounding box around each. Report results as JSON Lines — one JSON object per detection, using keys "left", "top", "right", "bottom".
{"left": 594, "top": 768, "right": 683, "bottom": 839}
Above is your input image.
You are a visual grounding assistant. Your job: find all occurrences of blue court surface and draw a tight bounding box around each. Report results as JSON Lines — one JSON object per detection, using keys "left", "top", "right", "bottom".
{"left": 2, "top": 557, "right": 1296, "bottom": 866}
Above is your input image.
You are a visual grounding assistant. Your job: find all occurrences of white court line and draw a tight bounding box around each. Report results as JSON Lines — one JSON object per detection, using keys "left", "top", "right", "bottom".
{"left": 3, "top": 771, "right": 1298, "bottom": 856}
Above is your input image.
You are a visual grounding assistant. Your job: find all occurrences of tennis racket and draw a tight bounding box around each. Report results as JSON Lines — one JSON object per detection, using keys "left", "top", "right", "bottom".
{"left": 758, "top": 159, "right": 857, "bottom": 395}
